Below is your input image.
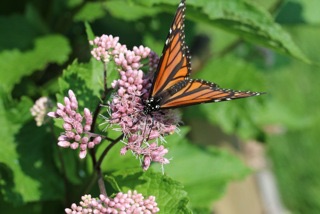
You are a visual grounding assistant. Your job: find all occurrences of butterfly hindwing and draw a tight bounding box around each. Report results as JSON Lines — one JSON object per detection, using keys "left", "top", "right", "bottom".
{"left": 159, "top": 79, "right": 261, "bottom": 109}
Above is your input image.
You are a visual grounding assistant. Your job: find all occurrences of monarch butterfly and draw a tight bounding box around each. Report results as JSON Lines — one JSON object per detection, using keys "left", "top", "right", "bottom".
{"left": 143, "top": 0, "right": 263, "bottom": 114}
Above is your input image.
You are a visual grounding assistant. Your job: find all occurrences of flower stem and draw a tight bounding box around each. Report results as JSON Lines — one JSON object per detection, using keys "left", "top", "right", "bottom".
{"left": 96, "top": 134, "right": 124, "bottom": 170}
{"left": 87, "top": 62, "right": 109, "bottom": 195}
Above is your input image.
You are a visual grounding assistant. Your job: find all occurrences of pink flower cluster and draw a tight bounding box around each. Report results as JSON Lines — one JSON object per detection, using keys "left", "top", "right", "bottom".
{"left": 48, "top": 90, "right": 102, "bottom": 158}
{"left": 65, "top": 190, "right": 160, "bottom": 214}
{"left": 90, "top": 35, "right": 180, "bottom": 170}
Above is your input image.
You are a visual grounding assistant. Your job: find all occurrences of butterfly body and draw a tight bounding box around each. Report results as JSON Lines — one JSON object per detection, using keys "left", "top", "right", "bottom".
{"left": 143, "top": 0, "right": 263, "bottom": 115}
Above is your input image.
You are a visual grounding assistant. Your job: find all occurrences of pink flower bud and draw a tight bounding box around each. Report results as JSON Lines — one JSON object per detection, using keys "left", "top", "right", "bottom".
{"left": 79, "top": 150, "right": 87, "bottom": 159}
{"left": 64, "top": 97, "right": 71, "bottom": 107}
{"left": 63, "top": 123, "right": 72, "bottom": 131}
{"left": 70, "top": 142, "right": 79, "bottom": 149}
{"left": 65, "top": 131, "right": 75, "bottom": 139}
{"left": 120, "top": 147, "right": 128, "bottom": 155}
{"left": 88, "top": 141, "right": 95, "bottom": 148}
{"left": 75, "top": 124, "right": 83, "bottom": 134}
{"left": 93, "top": 136, "right": 102, "bottom": 144}
{"left": 74, "top": 134, "right": 81, "bottom": 141}
{"left": 143, "top": 156, "right": 151, "bottom": 171}
{"left": 81, "top": 137, "right": 89, "bottom": 144}
{"left": 58, "top": 141, "right": 70, "bottom": 148}
{"left": 58, "top": 135, "right": 68, "bottom": 141}
{"left": 84, "top": 125, "right": 91, "bottom": 132}
{"left": 47, "top": 112, "right": 57, "bottom": 118}
{"left": 75, "top": 113, "right": 83, "bottom": 122}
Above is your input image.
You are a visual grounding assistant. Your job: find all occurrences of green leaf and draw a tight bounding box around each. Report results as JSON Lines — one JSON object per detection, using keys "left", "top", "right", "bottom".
{"left": 131, "top": 0, "right": 309, "bottom": 62}
{"left": 74, "top": 2, "right": 106, "bottom": 22}
{"left": 106, "top": 169, "right": 192, "bottom": 214}
{"left": 0, "top": 15, "right": 39, "bottom": 50}
{"left": 106, "top": 61, "right": 119, "bottom": 88}
{"left": 276, "top": 0, "right": 320, "bottom": 25}
{"left": 98, "top": 134, "right": 141, "bottom": 172}
{"left": 189, "top": 0, "right": 309, "bottom": 62}
{"left": 0, "top": 35, "right": 71, "bottom": 93}
{"left": 104, "top": 1, "right": 160, "bottom": 21}
{"left": 66, "top": 0, "right": 83, "bottom": 8}
{"left": 0, "top": 97, "right": 63, "bottom": 205}
{"left": 156, "top": 130, "right": 251, "bottom": 209}
{"left": 58, "top": 59, "right": 105, "bottom": 110}
{"left": 84, "top": 22, "right": 95, "bottom": 41}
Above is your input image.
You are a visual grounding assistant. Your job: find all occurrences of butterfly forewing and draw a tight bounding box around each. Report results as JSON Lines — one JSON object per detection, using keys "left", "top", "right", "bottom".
{"left": 160, "top": 79, "right": 261, "bottom": 109}
{"left": 150, "top": 0, "right": 190, "bottom": 98}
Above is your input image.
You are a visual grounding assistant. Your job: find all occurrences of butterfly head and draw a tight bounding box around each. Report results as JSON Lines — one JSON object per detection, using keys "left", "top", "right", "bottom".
{"left": 143, "top": 97, "right": 162, "bottom": 114}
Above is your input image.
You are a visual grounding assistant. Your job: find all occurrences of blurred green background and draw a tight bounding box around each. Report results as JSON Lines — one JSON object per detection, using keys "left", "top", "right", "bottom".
{"left": 1, "top": 0, "right": 320, "bottom": 213}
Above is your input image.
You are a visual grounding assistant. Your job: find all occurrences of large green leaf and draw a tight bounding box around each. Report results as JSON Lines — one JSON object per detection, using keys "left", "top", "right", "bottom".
{"left": 130, "top": 0, "right": 309, "bottom": 62}
{"left": 0, "top": 97, "right": 63, "bottom": 205}
{"left": 58, "top": 59, "right": 105, "bottom": 110}
{"left": 191, "top": 0, "right": 309, "bottom": 62}
{"left": 0, "top": 35, "right": 71, "bottom": 93}
{"left": 106, "top": 169, "right": 192, "bottom": 214}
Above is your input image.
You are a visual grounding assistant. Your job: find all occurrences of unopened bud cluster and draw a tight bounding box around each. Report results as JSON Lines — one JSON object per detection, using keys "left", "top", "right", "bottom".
{"left": 48, "top": 90, "right": 101, "bottom": 158}
{"left": 65, "top": 190, "right": 159, "bottom": 214}
{"left": 90, "top": 35, "right": 180, "bottom": 170}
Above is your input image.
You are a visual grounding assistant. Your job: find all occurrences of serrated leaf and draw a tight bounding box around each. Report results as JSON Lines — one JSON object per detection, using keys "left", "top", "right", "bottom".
{"left": 106, "top": 169, "right": 192, "bottom": 214}
{"left": 106, "top": 61, "right": 119, "bottom": 88}
{"left": 58, "top": 59, "right": 105, "bottom": 110}
{"left": 132, "top": 0, "right": 309, "bottom": 62}
{"left": 0, "top": 35, "right": 71, "bottom": 93}
{"left": 189, "top": 0, "right": 309, "bottom": 62}
{"left": 0, "top": 97, "right": 63, "bottom": 205}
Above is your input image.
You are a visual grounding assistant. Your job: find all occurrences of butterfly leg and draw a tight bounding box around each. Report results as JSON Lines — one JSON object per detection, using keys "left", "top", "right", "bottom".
{"left": 144, "top": 114, "right": 155, "bottom": 142}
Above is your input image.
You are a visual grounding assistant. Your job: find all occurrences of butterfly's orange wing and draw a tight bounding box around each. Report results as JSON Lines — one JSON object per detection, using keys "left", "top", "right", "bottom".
{"left": 160, "top": 79, "right": 262, "bottom": 109}
{"left": 150, "top": 0, "right": 190, "bottom": 98}
{"left": 147, "top": 0, "right": 263, "bottom": 111}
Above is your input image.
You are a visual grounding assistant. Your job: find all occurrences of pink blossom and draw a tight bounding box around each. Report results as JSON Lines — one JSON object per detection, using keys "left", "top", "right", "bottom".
{"left": 65, "top": 190, "right": 160, "bottom": 214}
{"left": 90, "top": 35, "right": 180, "bottom": 170}
{"left": 48, "top": 90, "right": 102, "bottom": 158}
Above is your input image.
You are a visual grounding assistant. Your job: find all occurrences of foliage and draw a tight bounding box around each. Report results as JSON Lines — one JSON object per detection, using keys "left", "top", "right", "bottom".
{"left": 0, "top": 0, "right": 318, "bottom": 213}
